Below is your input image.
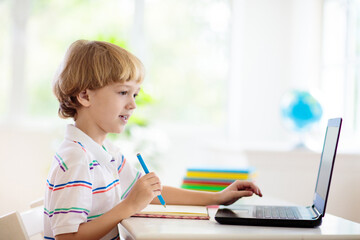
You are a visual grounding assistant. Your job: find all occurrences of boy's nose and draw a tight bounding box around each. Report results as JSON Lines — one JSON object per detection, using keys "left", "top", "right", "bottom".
{"left": 127, "top": 98, "right": 137, "bottom": 110}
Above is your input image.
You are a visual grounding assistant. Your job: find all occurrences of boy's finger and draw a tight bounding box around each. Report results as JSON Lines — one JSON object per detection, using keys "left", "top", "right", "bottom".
{"left": 234, "top": 181, "right": 262, "bottom": 197}
{"left": 150, "top": 183, "right": 162, "bottom": 191}
{"left": 141, "top": 173, "right": 161, "bottom": 183}
{"left": 244, "top": 182, "right": 261, "bottom": 195}
{"left": 142, "top": 172, "right": 157, "bottom": 179}
{"left": 154, "top": 190, "right": 162, "bottom": 196}
{"left": 234, "top": 191, "right": 254, "bottom": 198}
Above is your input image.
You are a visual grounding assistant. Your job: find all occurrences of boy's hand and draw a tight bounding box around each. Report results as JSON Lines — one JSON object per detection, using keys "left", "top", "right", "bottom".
{"left": 217, "top": 180, "right": 262, "bottom": 206}
{"left": 124, "top": 172, "right": 162, "bottom": 213}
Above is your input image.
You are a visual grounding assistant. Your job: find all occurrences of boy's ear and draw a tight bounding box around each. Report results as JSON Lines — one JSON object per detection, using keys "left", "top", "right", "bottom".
{"left": 77, "top": 89, "right": 91, "bottom": 107}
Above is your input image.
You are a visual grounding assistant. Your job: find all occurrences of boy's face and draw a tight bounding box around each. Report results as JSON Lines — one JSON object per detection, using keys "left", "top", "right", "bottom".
{"left": 86, "top": 81, "right": 141, "bottom": 135}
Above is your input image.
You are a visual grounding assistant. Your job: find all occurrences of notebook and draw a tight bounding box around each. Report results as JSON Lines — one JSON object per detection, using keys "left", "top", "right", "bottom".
{"left": 133, "top": 204, "right": 210, "bottom": 220}
{"left": 215, "top": 118, "right": 342, "bottom": 228}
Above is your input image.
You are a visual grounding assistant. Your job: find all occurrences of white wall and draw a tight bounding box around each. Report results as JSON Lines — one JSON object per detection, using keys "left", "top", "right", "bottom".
{"left": 0, "top": 122, "right": 64, "bottom": 216}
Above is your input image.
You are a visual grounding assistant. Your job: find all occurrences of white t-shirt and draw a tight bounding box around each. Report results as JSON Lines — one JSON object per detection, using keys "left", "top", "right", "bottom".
{"left": 44, "top": 124, "right": 141, "bottom": 240}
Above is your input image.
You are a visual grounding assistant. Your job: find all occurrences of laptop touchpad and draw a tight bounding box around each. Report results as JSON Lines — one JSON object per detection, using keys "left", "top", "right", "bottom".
{"left": 220, "top": 206, "right": 253, "bottom": 217}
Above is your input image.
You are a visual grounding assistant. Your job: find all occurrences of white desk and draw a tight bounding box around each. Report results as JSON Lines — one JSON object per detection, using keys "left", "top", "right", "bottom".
{"left": 118, "top": 198, "right": 360, "bottom": 240}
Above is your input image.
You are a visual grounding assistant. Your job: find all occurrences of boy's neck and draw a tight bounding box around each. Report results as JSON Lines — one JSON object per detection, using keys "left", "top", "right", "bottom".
{"left": 74, "top": 117, "right": 106, "bottom": 146}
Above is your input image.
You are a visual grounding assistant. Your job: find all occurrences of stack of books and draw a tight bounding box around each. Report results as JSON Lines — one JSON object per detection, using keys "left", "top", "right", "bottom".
{"left": 181, "top": 167, "right": 256, "bottom": 192}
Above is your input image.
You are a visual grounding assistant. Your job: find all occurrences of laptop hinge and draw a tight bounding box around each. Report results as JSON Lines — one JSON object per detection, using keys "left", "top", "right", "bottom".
{"left": 311, "top": 205, "right": 322, "bottom": 218}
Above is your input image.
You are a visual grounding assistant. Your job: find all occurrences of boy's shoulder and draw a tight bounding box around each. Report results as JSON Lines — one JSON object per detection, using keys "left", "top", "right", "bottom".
{"left": 55, "top": 139, "right": 91, "bottom": 168}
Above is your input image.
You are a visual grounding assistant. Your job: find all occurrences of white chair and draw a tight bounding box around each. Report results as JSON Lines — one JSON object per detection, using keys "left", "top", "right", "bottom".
{"left": 30, "top": 198, "right": 44, "bottom": 209}
{"left": 21, "top": 206, "right": 44, "bottom": 238}
{"left": 0, "top": 206, "right": 44, "bottom": 240}
{"left": 0, "top": 211, "right": 29, "bottom": 240}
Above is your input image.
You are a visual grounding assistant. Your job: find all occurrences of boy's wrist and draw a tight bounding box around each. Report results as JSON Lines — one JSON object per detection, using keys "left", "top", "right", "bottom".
{"left": 201, "top": 191, "right": 222, "bottom": 206}
{"left": 212, "top": 191, "right": 223, "bottom": 205}
{"left": 115, "top": 198, "right": 137, "bottom": 221}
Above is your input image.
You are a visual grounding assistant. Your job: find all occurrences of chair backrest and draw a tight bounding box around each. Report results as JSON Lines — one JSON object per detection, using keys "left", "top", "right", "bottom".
{"left": 0, "top": 211, "right": 29, "bottom": 240}
{"left": 20, "top": 206, "right": 44, "bottom": 237}
{"left": 30, "top": 198, "right": 44, "bottom": 209}
{"left": 0, "top": 206, "right": 44, "bottom": 240}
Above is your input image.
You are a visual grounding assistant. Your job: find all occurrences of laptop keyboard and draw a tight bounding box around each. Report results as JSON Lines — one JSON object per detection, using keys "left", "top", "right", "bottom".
{"left": 255, "top": 206, "right": 300, "bottom": 219}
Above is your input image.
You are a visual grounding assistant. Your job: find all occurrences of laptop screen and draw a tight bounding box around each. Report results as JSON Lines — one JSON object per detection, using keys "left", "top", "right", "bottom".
{"left": 313, "top": 118, "right": 342, "bottom": 216}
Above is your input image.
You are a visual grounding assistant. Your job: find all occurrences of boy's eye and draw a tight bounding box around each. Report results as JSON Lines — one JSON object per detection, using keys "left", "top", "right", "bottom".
{"left": 119, "top": 91, "right": 127, "bottom": 95}
{"left": 133, "top": 93, "right": 138, "bottom": 98}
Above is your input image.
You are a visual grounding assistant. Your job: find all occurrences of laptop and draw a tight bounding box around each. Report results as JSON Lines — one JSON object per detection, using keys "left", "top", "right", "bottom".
{"left": 215, "top": 118, "right": 342, "bottom": 228}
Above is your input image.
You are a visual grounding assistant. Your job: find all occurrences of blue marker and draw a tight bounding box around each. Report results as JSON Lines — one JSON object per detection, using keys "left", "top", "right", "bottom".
{"left": 136, "top": 153, "right": 166, "bottom": 208}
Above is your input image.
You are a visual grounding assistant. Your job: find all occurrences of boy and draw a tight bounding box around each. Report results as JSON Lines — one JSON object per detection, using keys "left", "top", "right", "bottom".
{"left": 44, "top": 40, "right": 262, "bottom": 240}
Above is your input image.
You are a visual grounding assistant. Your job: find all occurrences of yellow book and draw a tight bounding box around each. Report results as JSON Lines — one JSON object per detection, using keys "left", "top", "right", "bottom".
{"left": 186, "top": 171, "right": 253, "bottom": 180}
{"left": 132, "top": 204, "right": 209, "bottom": 220}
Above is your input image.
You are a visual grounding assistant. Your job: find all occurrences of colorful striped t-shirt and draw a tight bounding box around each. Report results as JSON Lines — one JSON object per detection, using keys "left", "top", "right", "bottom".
{"left": 44, "top": 124, "right": 141, "bottom": 240}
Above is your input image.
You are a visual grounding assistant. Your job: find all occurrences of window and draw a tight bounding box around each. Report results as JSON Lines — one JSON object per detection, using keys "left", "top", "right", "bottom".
{"left": 140, "top": 0, "right": 231, "bottom": 127}
{"left": 0, "top": 0, "right": 10, "bottom": 117}
{"left": 1, "top": 0, "right": 231, "bottom": 131}
{"left": 1, "top": 0, "right": 134, "bottom": 122}
{"left": 322, "top": 0, "right": 360, "bottom": 136}
{"left": 3, "top": 0, "right": 357, "bottom": 146}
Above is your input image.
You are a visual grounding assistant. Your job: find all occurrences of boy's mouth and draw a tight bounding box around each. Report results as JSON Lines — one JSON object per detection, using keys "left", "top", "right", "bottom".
{"left": 119, "top": 115, "right": 129, "bottom": 120}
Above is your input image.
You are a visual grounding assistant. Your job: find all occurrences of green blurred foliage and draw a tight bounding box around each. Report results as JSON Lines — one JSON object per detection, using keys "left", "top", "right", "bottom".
{"left": 96, "top": 33, "right": 128, "bottom": 50}
{"left": 28, "top": 82, "right": 58, "bottom": 116}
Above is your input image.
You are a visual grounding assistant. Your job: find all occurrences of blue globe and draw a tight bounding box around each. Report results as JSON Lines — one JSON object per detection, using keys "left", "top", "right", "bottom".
{"left": 281, "top": 90, "right": 323, "bottom": 131}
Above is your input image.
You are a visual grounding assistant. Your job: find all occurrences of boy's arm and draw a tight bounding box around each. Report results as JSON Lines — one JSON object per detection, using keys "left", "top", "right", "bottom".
{"left": 56, "top": 172, "right": 161, "bottom": 240}
{"left": 152, "top": 181, "right": 262, "bottom": 206}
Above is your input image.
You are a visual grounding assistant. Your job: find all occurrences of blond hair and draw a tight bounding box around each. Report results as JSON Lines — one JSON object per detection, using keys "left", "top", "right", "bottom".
{"left": 53, "top": 40, "right": 145, "bottom": 119}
